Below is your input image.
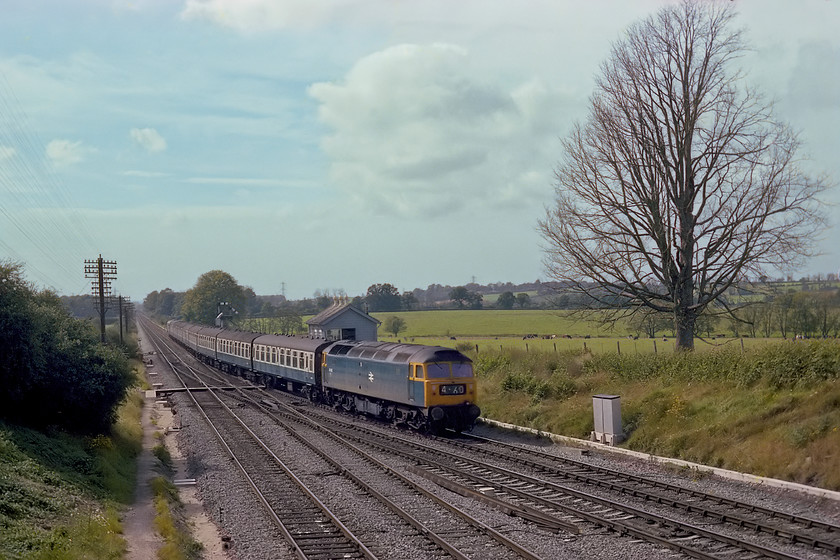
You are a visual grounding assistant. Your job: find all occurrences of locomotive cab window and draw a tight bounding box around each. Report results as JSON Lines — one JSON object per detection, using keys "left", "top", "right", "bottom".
{"left": 451, "top": 363, "right": 474, "bottom": 378}
{"left": 413, "top": 365, "right": 425, "bottom": 379}
{"left": 426, "top": 363, "right": 450, "bottom": 379}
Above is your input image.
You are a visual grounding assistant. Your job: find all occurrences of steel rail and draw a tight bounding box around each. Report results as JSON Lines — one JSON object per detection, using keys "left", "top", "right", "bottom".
{"left": 217, "top": 375, "right": 560, "bottom": 559}
{"left": 247, "top": 400, "right": 541, "bottom": 560}
{"left": 308, "top": 420, "right": 815, "bottom": 560}
{"left": 454, "top": 432, "right": 840, "bottom": 554}
{"left": 139, "top": 318, "right": 378, "bottom": 560}
{"left": 146, "top": 316, "right": 549, "bottom": 560}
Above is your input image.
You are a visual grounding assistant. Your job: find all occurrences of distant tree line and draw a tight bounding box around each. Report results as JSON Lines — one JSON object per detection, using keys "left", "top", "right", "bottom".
{"left": 145, "top": 277, "right": 547, "bottom": 325}
{"left": 625, "top": 288, "right": 840, "bottom": 340}
{"left": 0, "top": 262, "right": 134, "bottom": 433}
{"left": 144, "top": 270, "right": 840, "bottom": 341}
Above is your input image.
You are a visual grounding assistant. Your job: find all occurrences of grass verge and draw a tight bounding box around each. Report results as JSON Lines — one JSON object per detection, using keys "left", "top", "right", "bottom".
{"left": 149, "top": 477, "right": 202, "bottom": 560}
{"left": 0, "top": 364, "right": 144, "bottom": 558}
{"left": 474, "top": 339, "right": 840, "bottom": 489}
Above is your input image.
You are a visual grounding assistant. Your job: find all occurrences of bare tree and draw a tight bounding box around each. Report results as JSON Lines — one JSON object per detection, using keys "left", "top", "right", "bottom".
{"left": 539, "top": 1, "right": 828, "bottom": 351}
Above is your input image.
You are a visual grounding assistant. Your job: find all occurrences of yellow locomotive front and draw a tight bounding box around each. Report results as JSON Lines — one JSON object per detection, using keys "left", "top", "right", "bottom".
{"left": 411, "top": 357, "right": 480, "bottom": 431}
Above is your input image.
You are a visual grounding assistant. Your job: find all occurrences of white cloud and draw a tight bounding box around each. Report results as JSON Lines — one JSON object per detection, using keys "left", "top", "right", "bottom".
{"left": 130, "top": 127, "right": 167, "bottom": 153}
{"left": 46, "top": 139, "right": 91, "bottom": 166}
{"left": 308, "top": 43, "right": 568, "bottom": 215}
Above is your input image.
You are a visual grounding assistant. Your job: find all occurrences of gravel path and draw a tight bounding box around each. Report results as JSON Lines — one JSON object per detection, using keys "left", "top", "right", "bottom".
{"left": 121, "top": 387, "right": 163, "bottom": 560}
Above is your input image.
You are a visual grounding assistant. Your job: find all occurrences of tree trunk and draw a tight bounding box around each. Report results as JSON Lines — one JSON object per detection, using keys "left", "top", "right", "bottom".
{"left": 674, "top": 304, "right": 696, "bottom": 351}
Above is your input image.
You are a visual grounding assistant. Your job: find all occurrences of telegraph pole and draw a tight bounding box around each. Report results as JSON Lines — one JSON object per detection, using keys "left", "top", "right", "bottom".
{"left": 118, "top": 295, "right": 132, "bottom": 344}
{"left": 84, "top": 255, "right": 117, "bottom": 343}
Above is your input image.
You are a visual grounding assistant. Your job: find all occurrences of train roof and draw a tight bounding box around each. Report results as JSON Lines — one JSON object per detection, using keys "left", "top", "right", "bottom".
{"left": 169, "top": 320, "right": 220, "bottom": 336}
{"left": 215, "top": 329, "right": 263, "bottom": 343}
{"left": 253, "top": 333, "right": 331, "bottom": 352}
{"left": 324, "top": 340, "right": 471, "bottom": 364}
{"left": 171, "top": 320, "right": 328, "bottom": 349}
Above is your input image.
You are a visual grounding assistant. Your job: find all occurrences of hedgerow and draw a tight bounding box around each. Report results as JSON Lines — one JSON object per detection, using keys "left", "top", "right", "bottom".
{"left": 583, "top": 339, "right": 840, "bottom": 387}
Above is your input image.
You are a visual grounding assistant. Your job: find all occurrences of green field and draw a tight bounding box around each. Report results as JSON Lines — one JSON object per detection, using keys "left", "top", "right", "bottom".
{"left": 370, "top": 309, "right": 767, "bottom": 355}
{"left": 370, "top": 309, "right": 623, "bottom": 338}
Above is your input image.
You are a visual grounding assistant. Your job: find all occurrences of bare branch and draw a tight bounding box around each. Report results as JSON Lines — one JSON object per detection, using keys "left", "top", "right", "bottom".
{"left": 539, "top": 0, "right": 829, "bottom": 351}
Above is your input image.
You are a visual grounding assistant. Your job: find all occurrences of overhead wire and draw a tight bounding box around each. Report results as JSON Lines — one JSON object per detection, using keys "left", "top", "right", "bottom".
{"left": 0, "top": 71, "right": 101, "bottom": 292}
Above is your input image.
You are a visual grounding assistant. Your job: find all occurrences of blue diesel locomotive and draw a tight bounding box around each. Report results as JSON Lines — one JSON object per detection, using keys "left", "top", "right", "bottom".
{"left": 167, "top": 320, "right": 480, "bottom": 432}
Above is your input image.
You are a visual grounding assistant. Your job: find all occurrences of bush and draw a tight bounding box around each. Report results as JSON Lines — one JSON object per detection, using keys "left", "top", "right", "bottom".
{"left": 152, "top": 443, "right": 174, "bottom": 473}
{"left": 583, "top": 340, "right": 840, "bottom": 388}
{"left": 455, "top": 342, "right": 474, "bottom": 353}
{"left": 0, "top": 262, "right": 134, "bottom": 434}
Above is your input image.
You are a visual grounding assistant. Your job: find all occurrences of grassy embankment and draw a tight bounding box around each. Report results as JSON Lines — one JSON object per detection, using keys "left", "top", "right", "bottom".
{"left": 0, "top": 342, "right": 201, "bottom": 559}
{"left": 472, "top": 342, "right": 840, "bottom": 489}
{"left": 374, "top": 310, "right": 840, "bottom": 490}
{"left": 0, "top": 378, "right": 143, "bottom": 559}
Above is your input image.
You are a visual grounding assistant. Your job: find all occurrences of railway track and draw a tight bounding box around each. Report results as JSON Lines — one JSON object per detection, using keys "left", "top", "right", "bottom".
{"left": 261, "top": 404, "right": 837, "bottom": 560}
{"left": 142, "top": 318, "right": 377, "bottom": 559}
{"left": 454, "top": 432, "right": 840, "bottom": 555}
{"left": 140, "top": 316, "right": 560, "bottom": 559}
{"left": 139, "top": 316, "right": 840, "bottom": 560}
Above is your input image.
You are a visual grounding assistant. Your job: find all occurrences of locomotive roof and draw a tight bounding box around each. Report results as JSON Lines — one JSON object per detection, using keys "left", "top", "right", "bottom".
{"left": 324, "top": 340, "right": 471, "bottom": 364}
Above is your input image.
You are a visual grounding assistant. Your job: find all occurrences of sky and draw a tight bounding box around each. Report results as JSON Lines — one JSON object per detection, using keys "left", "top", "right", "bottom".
{"left": 0, "top": 0, "right": 838, "bottom": 301}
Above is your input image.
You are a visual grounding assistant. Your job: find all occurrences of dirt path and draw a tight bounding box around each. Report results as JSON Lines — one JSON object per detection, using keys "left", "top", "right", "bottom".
{"left": 122, "top": 389, "right": 162, "bottom": 560}
{"left": 122, "top": 330, "right": 229, "bottom": 560}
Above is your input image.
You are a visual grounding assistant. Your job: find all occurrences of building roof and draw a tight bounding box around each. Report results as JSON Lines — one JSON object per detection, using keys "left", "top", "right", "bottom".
{"left": 306, "top": 301, "right": 381, "bottom": 327}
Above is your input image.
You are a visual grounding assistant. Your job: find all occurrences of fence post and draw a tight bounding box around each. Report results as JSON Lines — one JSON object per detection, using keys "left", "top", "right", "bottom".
{"left": 526, "top": 343, "right": 529, "bottom": 352}
{"left": 584, "top": 341, "right": 587, "bottom": 352}
{"left": 617, "top": 340, "right": 621, "bottom": 355}
{"left": 554, "top": 342, "right": 557, "bottom": 352}
{"left": 653, "top": 339, "right": 657, "bottom": 354}
{"left": 475, "top": 344, "right": 479, "bottom": 354}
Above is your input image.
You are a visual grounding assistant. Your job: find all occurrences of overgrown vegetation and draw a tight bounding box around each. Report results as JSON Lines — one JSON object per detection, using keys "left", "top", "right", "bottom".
{"left": 0, "top": 390, "right": 144, "bottom": 558}
{"left": 474, "top": 340, "right": 840, "bottom": 489}
{"left": 150, "top": 477, "right": 203, "bottom": 560}
{"left": 0, "top": 261, "right": 136, "bottom": 433}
